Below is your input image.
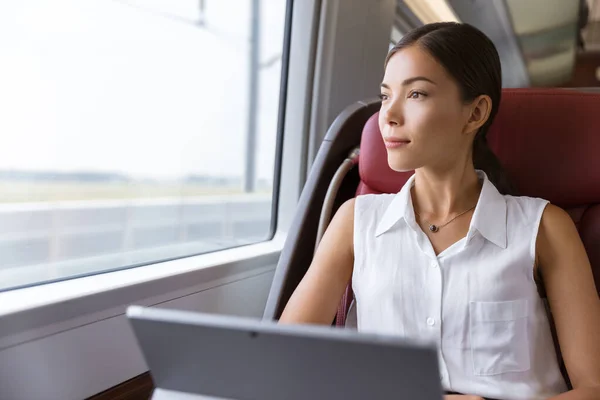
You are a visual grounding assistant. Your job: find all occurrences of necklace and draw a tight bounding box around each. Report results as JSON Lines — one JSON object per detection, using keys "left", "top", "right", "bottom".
{"left": 415, "top": 205, "right": 476, "bottom": 233}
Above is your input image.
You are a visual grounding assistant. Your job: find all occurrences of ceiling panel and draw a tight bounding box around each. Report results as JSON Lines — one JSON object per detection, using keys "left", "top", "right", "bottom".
{"left": 506, "top": 0, "right": 579, "bottom": 35}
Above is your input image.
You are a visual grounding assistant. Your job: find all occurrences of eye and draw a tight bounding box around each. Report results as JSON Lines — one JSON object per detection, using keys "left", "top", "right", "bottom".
{"left": 378, "top": 93, "right": 389, "bottom": 101}
{"left": 408, "top": 91, "right": 426, "bottom": 99}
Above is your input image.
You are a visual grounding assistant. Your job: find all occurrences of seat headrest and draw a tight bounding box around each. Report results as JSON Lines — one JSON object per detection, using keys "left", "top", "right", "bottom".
{"left": 358, "top": 111, "right": 409, "bottom": 195}
{"left": 358, "top": 89, "right": 600, "bottom": 207}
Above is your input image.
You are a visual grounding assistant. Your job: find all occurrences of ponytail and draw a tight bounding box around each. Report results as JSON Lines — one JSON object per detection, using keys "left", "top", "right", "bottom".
{"left": 473, "top": 132, "right": 517, "bottom": 195}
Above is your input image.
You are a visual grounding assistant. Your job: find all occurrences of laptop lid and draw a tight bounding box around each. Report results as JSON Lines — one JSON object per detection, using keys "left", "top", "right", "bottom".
{"left": 127, "top": 306, "right": 443, "bottom": 400}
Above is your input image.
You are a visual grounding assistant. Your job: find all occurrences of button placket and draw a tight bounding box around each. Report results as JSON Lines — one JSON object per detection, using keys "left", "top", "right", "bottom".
{"left": 428, "top": 259, "right": 442, "bottom": 331}
{"left": 429, "top": 258, "right": 451, "bottom": 387}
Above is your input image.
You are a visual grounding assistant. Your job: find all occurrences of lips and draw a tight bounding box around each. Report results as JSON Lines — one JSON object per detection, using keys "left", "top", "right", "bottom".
{"left": 383, "top": 137, "right": 410, "bottom": 149}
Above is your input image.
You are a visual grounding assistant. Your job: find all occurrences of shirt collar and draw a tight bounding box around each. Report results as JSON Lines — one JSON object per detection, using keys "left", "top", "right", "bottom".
{"left": 469, "top": 171, "right": 507, "bottom": 249}
{"left": 374, "top": 170, "right": 507, "bottom": 249}
{"left": 374, "top": 174, "right": 417, "bottom": 237}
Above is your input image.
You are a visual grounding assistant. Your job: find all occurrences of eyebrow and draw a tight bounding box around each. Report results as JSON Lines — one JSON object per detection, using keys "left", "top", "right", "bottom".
{"left": 380, "top": 76, "right": 437, "bottom": 88}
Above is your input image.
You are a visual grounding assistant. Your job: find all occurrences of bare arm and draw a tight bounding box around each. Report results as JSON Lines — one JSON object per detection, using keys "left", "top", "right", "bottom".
{"left": 536, "top": 205, "right": 600, "bottom": 399}
{"left": 279, "top": 199, "right": 355, "bottom": 325}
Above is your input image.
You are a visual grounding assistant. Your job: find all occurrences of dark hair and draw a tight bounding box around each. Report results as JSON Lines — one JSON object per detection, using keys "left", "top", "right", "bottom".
{"left": 386, "top": 22, "right": 516, "bottom": 195}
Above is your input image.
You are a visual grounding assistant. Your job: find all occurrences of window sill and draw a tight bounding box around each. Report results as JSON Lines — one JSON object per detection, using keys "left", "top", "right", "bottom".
{"left": 0, "top": 234, "right": 284, "bottom": 348}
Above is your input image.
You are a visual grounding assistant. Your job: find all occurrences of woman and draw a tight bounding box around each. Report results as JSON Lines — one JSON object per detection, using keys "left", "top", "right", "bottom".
{"left": 279, "top": 23, "right": 600, "bottom": 400}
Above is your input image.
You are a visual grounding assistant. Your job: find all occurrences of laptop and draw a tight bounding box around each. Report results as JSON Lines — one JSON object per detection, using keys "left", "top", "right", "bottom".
{"left": 127, "top": 305, "right": 443, "bottom": 400}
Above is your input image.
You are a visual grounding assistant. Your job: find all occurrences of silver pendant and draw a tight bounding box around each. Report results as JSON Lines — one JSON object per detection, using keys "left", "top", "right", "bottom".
{"left": 429, "top": 225, "right": 439, "bottom": 233}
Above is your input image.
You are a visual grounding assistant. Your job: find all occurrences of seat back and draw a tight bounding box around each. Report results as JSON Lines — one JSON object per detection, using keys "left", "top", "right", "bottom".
{"left": 358, "top": 88, "right": 600, "bottom": 298}
{"left": 264, "top": 100, "right": 379, "bottom": 321}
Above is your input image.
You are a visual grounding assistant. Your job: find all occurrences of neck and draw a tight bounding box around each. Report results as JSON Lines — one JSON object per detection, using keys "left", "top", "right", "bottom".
{"left": 411, "top": 165, "right": 481, "bottom": 220}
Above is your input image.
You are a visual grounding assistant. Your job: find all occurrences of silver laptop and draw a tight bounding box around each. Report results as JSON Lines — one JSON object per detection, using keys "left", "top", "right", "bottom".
{"left": 127, "top": 306, "right": 443, "bottom": 400}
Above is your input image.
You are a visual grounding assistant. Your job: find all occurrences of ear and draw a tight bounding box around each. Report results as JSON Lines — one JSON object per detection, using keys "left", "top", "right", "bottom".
{"left": 463, "top": 95, "right": 492, "bottom": 135}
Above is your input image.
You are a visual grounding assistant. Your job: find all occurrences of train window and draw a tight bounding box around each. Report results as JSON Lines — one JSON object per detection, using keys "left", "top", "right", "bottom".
{"left": 0, "top": 0, "right": 288, "bottom": 291}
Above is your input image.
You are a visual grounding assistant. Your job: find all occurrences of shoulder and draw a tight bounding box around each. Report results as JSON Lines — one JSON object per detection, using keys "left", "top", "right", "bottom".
{"left": 355, "top": 193, "right": 396, "bottom": 214}
{"left": 502, "top": 194, "right": 549, "bottom": 225}
{"left": 536, "top": 203, "right": 581, "bottom": 268}
{"left": 540, "top": 203, "right": 574, "bottom": 228}
{"left": 353, "top": 193, "right": 398, "bottom": 230}
{"left": 329, "top": 198, "right": 356, "bottom": 237}
{"left": 334, "top": 197, "right": 356, "bottom": 221}
{"left": 538, "top": 203, "right": 578, "bottom": 246}
{"left": 355, "top": 192, "right": 396, "bottom": 203}
{"left": 333, "top": 194, "right": 396, "bottom": 221}
{"left": 503, "top": 193, "right": 548, "bottom": 208}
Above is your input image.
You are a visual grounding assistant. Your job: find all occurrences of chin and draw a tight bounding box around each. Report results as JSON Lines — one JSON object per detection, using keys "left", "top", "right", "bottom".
{"left": 386, "top": 155, "right": 418, "bottom": 173}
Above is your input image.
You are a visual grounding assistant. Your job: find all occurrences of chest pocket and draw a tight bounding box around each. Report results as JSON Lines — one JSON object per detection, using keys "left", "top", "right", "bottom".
{"left": 469, "top": 299, "right": 531, "bottom": 375}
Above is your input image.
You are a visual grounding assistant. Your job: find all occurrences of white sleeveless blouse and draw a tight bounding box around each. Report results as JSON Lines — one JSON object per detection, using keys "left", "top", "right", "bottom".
{"left": 352, "top": 171, "right": 568, "bottom": 400}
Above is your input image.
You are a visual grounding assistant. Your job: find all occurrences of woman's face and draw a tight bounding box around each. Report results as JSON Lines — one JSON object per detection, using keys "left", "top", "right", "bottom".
{"left": 378, "top": 45, "right": 475, "bottom": 172}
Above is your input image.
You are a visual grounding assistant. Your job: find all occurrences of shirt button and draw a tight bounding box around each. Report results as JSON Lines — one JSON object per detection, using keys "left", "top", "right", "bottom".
{"left": 426, "top": 317, "right": 435, "bottom": 326}
{"left": 431, "top": 262, "right": 438, "bottom": 268}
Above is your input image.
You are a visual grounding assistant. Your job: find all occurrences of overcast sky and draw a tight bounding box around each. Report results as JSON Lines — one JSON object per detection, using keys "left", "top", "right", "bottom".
{"left": 0, "top": 0, "right": 286, "bottom": 181}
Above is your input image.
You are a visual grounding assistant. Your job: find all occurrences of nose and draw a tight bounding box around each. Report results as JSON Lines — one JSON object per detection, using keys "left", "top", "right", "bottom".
{"left": 382, "top": 101, "right": 403, "bottom": 127}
